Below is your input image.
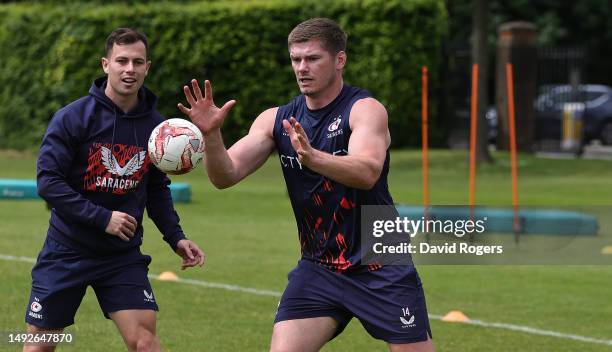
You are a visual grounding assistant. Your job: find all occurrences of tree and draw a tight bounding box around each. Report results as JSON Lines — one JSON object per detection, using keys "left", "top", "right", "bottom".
{"left": 471, "top": 0, "right": 493, "bottom": 162}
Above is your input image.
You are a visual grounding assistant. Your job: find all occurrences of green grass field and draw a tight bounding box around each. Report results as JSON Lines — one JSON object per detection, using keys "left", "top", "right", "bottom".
{"left": 1, "top": 149, "right": 611, "bottom": 351}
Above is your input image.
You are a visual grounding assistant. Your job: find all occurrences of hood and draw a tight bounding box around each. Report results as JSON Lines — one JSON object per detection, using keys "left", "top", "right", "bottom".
{"left": 89, "top": 76, "right": 158, "bottom": 119}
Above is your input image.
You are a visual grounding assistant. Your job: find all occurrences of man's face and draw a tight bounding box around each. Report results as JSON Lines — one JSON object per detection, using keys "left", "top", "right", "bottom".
{"left": 101, "top": 41, "right": 150, "bottom": 100}
{"left": 289, "top": 40, "right": 345, "bottom": 97}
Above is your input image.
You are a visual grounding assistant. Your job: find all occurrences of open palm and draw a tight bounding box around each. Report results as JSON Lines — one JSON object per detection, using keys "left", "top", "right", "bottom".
{"left": 178, "top": 79, "right": 236, "bottom": 135}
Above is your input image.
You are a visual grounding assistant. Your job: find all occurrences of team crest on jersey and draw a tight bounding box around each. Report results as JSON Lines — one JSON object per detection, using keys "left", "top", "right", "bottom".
{"left": 28, "top": 297, "right": 43, "bottom": 320}
{"left": 84, "top": 143, "right": 150, "bottom": 194}
{"left": 326, "top": 115, "right": 344, "bottom": 139}
{"left": 30, "top": 301, "right": 42, "bottom": 313}
{"left": 328, "top": 115, "right": 342, "bottom": 132}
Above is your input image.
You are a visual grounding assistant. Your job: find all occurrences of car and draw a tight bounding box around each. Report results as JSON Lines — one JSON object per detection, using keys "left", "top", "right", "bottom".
{"left": 534, "top": 84, "right": 612, "bottom": 145}
{"left": 485, "top": 106, "right": 498, "bottom": 144}
{"left": 452, "top": 97, "right": 498, "bottom": 146}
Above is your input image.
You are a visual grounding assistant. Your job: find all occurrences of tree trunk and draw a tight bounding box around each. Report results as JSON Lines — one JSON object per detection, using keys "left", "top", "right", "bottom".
{"left": 471, "top": 0, "right": 493, "bottom": 163}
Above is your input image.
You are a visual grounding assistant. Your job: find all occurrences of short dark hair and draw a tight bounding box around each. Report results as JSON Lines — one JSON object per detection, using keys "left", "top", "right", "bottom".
{"left": 105, "top": 28, "right": 149, "bottom": 59}
{"left": 288, "top": 18, "right": 347, "bottom": 55}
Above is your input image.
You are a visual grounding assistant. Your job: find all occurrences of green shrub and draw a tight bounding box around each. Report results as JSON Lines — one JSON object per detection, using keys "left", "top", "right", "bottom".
{"left": 0, "top": 0, "right": 446, "bottom": 149}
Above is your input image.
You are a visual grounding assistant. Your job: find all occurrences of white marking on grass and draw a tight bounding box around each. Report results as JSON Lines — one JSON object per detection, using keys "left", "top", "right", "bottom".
{"left": 2, "top": 253, "right": 612, "bottom": 347}
{"left": 148, "top": 274, "right": 282, "bottom": 297}
{"left": 429, "top": 314, "right": 612, "bottom": 346}
{"left": 0, "top": 254, "right": 36, "bottom": 263}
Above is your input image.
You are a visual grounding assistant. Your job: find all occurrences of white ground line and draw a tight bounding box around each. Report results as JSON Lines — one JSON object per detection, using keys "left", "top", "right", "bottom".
{"left": 150, "top": 275, "right": 282, "bottom": 297}
{"left": 2, "top": 253, "right": 612, "bottom": 347}
{"left": 427, "top": 314, "right": 612, "bottom": 346}
{"left": 0, "top": 254, "right": 36, "bottom": 264}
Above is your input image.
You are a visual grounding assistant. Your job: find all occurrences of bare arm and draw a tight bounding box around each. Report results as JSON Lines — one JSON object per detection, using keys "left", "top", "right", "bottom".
{"left": 178, "top": 80, "right": 275, "bottom": 188}
{"left": 203, "top": 108, "right": 276, "bottom": 188}
{"left": 283, "top": 97, "right": 390, "bottom": 189}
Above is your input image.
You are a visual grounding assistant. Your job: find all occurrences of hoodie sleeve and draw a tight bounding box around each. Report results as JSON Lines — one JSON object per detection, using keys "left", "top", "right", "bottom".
{"left": 146, "top": 166, "right": 187, "bottom": 251}
{"left": 37, "top": 109, "right": 112, "bottom": 230}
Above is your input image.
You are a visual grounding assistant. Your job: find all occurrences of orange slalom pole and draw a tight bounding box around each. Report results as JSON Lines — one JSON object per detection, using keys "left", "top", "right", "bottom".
{"left": 421, "top": 66, "right": 430, "bottom": 226}
{"left": 469, "top": 64, "right": 479, "bottom": 220}
{"left": 506, "top": 63, "right": 520, "bottom": 241}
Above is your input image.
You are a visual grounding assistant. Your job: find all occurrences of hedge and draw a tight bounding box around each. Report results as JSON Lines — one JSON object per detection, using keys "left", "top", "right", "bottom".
{"left": 0, "top": 0, "right": 447, "bottom": 150}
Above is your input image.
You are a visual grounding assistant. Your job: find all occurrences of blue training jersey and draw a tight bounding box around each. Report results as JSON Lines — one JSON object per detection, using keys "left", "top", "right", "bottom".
{"left": 273, "top": 85, "right": 394, "bottom": 273}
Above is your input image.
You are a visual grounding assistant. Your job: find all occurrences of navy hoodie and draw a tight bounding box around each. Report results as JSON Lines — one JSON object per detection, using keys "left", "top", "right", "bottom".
{"left": 37, "top": 77, "right": 186, "bottom": 257}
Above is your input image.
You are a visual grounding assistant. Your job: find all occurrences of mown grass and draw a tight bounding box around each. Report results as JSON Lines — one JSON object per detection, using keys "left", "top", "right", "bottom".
{"left": 0, "top": 149, "right": 611, "bottom": 351}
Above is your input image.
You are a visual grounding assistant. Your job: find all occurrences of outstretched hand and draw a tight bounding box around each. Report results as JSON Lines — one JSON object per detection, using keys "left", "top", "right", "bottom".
{"left": 178, "top": 79, "right": 236, "bottom": 136}
{"left": 175, "top": 239, "right": 205, "bottom": 270}
{"left": 282, "top": 117, "right": 314, "bottom": 164}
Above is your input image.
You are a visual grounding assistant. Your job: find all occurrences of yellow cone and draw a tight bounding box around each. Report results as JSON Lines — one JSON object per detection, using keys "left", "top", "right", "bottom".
{"left": 158, "top": 271, "right": 178, "bottom": 281}
{"left": 441, "top": 310, "right": 470, "bottom": 323}
{"left": 601, "top": 246, "right": 612, "bottom": 255}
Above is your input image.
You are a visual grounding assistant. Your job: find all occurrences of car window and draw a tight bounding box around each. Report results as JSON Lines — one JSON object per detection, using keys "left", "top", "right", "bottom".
{"left": 551, "top": 92, "right": 573, "bottom": 104}
{"left": 553, "top": 90, "right": 591, "bottom": 104}
{"left": 535, "top": 85, "right": 612, "bottom": 110}
{"left": 586, "top": 91, "right": 605, "bottom": 102}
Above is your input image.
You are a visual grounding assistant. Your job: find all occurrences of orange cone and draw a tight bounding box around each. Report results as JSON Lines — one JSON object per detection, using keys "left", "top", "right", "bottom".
{"left": 441, "top": 310, "right": 470, "bottom": 323}
{"left": 158, "top": 271, "right": 179, "bottom": 281}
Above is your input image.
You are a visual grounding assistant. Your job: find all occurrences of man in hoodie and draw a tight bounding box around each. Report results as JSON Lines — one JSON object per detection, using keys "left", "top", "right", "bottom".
{"left": 23, "top": 28, "right": 204, "bottom": 352}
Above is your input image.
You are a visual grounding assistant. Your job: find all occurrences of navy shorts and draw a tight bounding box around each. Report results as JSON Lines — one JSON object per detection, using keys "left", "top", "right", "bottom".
{"left": 25, "top": 236, "right": 158, "bottom": 329}
{"left": 274, "top": 260, "right": 432, "bottom": 344}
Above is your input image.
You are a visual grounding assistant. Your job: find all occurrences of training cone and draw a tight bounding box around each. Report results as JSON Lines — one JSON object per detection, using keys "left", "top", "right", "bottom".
{"left": 158, "top": 271, "right": 179, "bottom": 281}
{"left": 601, "top": 246, "right": 612, "bottom": 255}
{"left": 441, "top": 310, "right": 470, "bottom": 323}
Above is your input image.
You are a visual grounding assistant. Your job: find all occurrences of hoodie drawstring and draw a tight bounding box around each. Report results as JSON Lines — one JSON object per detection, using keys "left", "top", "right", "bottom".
{"left": 111, "top": 108, "right": 141, "bottom": 150}
{"left": 110, "top": 106, "right": 118, "bottom": 152}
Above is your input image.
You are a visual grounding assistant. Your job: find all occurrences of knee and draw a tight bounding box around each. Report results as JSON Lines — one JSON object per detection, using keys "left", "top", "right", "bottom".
{"left": 127, "top": 331, "right": 158, "bottom": 352}
{"left": 136, "top": 334, "right": 157, "bottom": 352}
{"left": 23, "top": 324, "right": 61, "bottom": 352}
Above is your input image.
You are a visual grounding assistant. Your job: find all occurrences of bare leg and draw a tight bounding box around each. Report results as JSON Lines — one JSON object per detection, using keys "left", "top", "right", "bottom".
{"left": 109, "top": 310, "right": 160, "bottom": 352}
{"left": 22, "top": 324, "right": 63, "bottom": 352}
{"left": 389, "top": 335, "right": 435, "bottom": 352}
{"left": 270, "top": 317, "right": 338, "bottom": 352}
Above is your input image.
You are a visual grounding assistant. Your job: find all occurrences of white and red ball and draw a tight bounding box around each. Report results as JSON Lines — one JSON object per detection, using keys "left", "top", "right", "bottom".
{"left": 148, "top": 118, "right": 204, "bottom": 175}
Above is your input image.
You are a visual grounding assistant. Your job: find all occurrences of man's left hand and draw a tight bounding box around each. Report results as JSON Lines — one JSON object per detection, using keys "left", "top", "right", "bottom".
{"left": 175, "top": 239, "right": 205, "bottom": 270}
{"left": 282, "top": 117, "right": 315, "bottom": 165}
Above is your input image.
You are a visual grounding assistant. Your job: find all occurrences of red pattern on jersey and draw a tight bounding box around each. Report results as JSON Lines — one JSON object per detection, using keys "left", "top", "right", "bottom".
{"left": 314, "top": 217, "right": 323, "bottom": 230}
{"left": 320, "top": 233, "right": 352, "bottom": 273}
{"left": 300, "top": 184, "right": 357, "bottom": 273}
{"left": 339, "top": 197, "right": 356, "bottom": 210}
{"left": 323, "top": 179, "right": 333, "bottom": 192}
{"left": 84, "top": 143, "right": 149, "bottom": 195}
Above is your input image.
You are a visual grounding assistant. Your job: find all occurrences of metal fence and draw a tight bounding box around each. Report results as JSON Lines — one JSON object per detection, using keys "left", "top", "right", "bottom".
{"left": 444, "top": 46, "right": 590, "bottom": 151}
